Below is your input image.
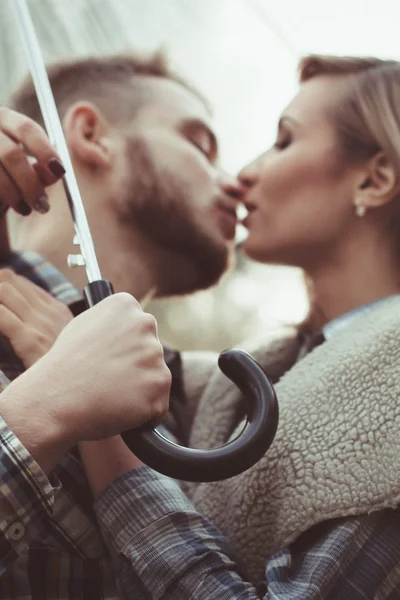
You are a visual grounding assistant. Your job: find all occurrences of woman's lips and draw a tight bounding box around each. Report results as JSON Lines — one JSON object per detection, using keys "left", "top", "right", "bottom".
{"left": 239, "top": 201, "right": 257, "bottom": 228}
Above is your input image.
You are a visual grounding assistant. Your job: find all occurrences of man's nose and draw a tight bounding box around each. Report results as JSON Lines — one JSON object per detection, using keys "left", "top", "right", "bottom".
{"left": 218, "top": 170, "right": 247, "bottom": 201}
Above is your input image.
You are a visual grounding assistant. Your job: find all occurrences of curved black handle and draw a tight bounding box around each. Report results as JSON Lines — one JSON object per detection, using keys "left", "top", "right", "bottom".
{"left": 122, "top": 348, "right": 278, "bottom": 481}
{"left": 84, "top": 281, "right": 279, "bottom": 482}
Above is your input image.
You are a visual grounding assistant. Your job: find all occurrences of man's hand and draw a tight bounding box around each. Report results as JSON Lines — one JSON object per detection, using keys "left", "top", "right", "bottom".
{"left": 49, "top": 293, "right": 171, "bottom": 443}
{"left": 0, "top": 107, "right": 65, "bottom": 216}
{"left": 0, "top": 293, "right": 171, "bottom": 472}
{"left": 0, "top": 269, "right": 72, "bottom": 368}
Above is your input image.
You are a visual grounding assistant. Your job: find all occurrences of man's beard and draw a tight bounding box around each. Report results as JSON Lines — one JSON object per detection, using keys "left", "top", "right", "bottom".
{"left": 119, "top": 137, "right": 230, "bottom": 297}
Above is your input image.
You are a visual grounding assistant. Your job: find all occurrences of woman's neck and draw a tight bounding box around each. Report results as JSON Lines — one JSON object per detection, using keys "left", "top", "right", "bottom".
{"left": 306, "top": 242, "right": 400, "bottom": 330}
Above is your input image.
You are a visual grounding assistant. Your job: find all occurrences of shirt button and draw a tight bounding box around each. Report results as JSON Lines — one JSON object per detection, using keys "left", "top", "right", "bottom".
{"left": 7, "top": 522, "right": 25, "bottom": 541}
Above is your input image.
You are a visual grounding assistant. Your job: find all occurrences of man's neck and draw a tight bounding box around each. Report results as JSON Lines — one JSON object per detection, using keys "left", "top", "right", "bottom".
{"left": 9, "top": 179, "right": 215, "bottom": 304}
{"left": 9, "top": 188, "right": 158, "bottom": 305}
{"left": 31, "top": 232, "right": 158, "bottom": 305}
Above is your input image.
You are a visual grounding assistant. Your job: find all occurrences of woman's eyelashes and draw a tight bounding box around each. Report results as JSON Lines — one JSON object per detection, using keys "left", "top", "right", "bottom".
{"left": 274, "top": 133, "right": 292, "bottom": 150}
{"left": 273, "top": 121, "right": 293, "bottom": 150}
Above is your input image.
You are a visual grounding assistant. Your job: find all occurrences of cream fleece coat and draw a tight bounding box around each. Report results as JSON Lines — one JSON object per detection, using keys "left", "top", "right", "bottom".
{"left": 180, "top": 296, "right": 400, "bottom": 583}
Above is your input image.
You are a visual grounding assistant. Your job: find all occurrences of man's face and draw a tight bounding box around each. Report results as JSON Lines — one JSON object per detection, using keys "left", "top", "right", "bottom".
{"left": 117, "top": 77, "right": 243, "bottom": 296}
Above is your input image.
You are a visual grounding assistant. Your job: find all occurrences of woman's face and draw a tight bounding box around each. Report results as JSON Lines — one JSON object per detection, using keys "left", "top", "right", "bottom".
{"left": 240, "top": 76, "right": 364, "bottom": 269}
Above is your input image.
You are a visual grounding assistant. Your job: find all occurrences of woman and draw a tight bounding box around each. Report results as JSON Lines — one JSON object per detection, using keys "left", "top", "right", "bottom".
{"left": 182, "top": 54, "right": 400, "bottom": 584}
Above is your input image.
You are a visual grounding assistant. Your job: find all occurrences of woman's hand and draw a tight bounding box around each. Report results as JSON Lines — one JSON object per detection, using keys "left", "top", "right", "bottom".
{"left": 0, "top": 268, "right": 72, "bottom": 368}
{"left": 0, "top": 107, "right": 65, "bottom": 216}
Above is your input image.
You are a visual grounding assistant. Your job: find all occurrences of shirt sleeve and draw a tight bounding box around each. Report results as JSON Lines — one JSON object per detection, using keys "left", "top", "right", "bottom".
{"left": 95, "top": 467, "right": 400, "bottom": 600}
{"left": 0, "top": 416, "right": 58, "bottom": 573}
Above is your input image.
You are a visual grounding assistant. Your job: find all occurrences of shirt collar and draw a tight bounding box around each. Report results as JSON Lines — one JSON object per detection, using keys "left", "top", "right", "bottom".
{"left": 0, "top": 250, "right": 82, "bottom": 306}
{"left": 322, "top": 295, "right": 400, "bottom": 340}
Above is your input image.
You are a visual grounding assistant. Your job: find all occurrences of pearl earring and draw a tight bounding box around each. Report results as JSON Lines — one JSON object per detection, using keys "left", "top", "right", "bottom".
{"left": 354, "top": 199, "right": 366, "bottom": 218}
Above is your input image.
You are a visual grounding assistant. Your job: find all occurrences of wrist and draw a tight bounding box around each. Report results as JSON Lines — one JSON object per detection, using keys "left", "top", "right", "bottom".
{"left": 79, "top": 436, "right": 144, "bottom": 498}
{"left": 0, "top": 368, "right": 72, "bottom": 473}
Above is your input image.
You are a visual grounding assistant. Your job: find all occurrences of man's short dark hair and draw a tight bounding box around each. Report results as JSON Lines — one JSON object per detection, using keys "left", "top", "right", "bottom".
{"left": 9, "top": 50, "right": 208, "bottom": 127}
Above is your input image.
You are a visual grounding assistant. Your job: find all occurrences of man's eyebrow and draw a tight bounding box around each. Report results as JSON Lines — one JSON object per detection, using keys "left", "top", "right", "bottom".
{"left": 180, "top": 118, "right": 218, "bottom": 153}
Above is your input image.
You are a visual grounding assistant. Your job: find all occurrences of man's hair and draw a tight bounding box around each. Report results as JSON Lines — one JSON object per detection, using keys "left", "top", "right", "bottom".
{"left": 9, "top": 50, "right": 208, "bottom": 127}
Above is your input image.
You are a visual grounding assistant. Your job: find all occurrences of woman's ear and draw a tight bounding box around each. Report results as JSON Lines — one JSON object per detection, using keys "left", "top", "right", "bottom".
{"left": 356, "top": 151, "right": 398, "bottom": 210}
{"left": 62, "top": 102, "right": 113, "bottom": 170}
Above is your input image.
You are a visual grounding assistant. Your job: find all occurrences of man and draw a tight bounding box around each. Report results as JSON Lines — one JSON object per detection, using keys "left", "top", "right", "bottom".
{"left": 8, "top": 52, "right": 243, "bottom": 299}
{"left": 7, "top": 50, "right": 244, "bottom": 444}
{"left": 2, "top": 51, "right": 399, "bottom": 600}
{"left": 0, "top": 49, "right": 246, "bottom": 598}
{"left": 0, "top": 105, "right": 172, "bottom": 596}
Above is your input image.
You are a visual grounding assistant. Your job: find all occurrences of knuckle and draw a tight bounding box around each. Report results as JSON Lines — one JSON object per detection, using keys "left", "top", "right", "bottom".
{"left": 3, "top": 143, "right": 23, "bottom": 167}
{"left": 51, "top": 297, "right": 71, "bottom": 316}
{"left": 152, "top": 388, "right": 170, "bottom": 418}
{"left": 0, "top": 107, "right": 12, "bottom": 124}
{"left": 58, "top": 303, "right": 73, "bottom": 322}
{"left": 0, "top": 284, "right": 10, "bottom": 299}
{"left": 16, "top": 118, "right": 36, "bottom": 139}
{"left": 156, "top": 364, "right": 172, "bottom": 393}
{"left": 142, "top": 313, "right": 157, "bottom": 333}
{"left": 19, "top": 327, "right": 38, "bottom": 348}
{"left": 0, "top": 283, "right": 13, "bottom": 299}
{"left": 0, "top": 269, "right": 14, "bottom": 283}
{"left": 35, "top": 329, "right": 51, "bottom": 346}
{"left": 26, "top": 328, "right": 52, "bottom": 354}
{"left": 115, "top": 292, "right": 141, "bottom": 310}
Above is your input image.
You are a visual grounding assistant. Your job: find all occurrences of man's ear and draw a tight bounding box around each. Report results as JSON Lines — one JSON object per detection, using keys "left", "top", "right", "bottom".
{"left": 355, "top": 151, "right": 398, "bottom": 210}
{"left": 63, "top": 102, "right": 114, "bottom": 170}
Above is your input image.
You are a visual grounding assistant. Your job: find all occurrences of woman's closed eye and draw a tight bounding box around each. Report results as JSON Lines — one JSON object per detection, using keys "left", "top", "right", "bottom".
{"left": 273, "top": 117, "right": 295, "bottom": 150}
{"left": 274, "top": 133, "right": 292, "bottom": 150}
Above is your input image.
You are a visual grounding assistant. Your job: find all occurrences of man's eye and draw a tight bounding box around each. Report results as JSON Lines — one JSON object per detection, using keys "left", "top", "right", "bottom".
{"left": 192, "top": 139, "right": 211, "bottom": 158}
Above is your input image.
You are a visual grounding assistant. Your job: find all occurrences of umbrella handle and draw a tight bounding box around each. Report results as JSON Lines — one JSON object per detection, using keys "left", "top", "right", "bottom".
{"left": 85, "top": 281, "right": 279, "bottom": 482}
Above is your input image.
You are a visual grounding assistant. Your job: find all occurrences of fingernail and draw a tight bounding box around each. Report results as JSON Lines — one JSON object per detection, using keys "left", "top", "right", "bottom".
{"left": 33, "top": 195, "right": 50, "bottom": 214}
{"left": 48, "top": 158, "right": 66, "bottom": 177}
{"left": 18, "top": 200, "right": 32, "bottom": 216}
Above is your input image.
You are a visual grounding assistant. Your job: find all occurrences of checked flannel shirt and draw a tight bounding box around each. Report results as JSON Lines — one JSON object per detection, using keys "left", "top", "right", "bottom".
{"left": 0, "top": 251, "right": 399, "bottom": 599}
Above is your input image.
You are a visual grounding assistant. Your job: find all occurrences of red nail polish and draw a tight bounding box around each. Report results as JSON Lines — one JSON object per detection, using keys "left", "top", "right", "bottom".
{"left": 18, "top": 200, "right": 32, "bottom": 216}
{"left": 48, "top": 158, "right": 66, "bottom": 177}
{"left": 33, "top": 196, "right": 50, "bottom": 214}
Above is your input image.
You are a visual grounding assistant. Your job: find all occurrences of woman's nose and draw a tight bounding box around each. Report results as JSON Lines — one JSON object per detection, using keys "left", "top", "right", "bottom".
{"left": 218, "top": 170, "right": 247, "bottom": 200}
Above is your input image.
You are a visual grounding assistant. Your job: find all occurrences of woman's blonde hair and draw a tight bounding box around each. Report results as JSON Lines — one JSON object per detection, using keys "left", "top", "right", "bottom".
{"left": 297, "top": 56, "right": 400, "bottom": 334}
{"left": 298, "top": 55, "right": 400, "bottom": 171}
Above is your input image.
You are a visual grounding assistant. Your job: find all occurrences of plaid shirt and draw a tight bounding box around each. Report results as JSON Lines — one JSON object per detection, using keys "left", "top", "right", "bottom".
{"left": 98, "top": 469, "right": 400, "bottom": 600}
{"left": 0, "top": 251, "right": 123, "bottom": 599}
{"left": 0, "top": 251, "right": 399, "bottom": 599}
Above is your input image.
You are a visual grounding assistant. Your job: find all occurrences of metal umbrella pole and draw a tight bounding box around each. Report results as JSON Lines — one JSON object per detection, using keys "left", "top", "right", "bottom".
{"left": 11, "top": 0, "right": 279, "bottom": 482}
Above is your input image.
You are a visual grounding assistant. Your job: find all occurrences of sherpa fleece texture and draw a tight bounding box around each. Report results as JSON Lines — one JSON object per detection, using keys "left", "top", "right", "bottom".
{"left": 180, "top": 296, "right": 400, "bottom": 583}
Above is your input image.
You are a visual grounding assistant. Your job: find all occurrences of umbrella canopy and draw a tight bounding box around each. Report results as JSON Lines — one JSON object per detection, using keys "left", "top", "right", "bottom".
{"left": 0, "top": 0, "right": 392, "bottom": 349}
